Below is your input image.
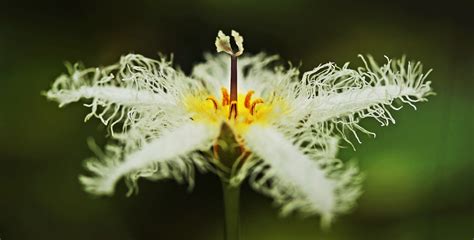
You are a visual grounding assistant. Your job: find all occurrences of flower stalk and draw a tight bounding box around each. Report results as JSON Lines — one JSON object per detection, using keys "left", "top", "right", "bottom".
{"left": 215, "top": 123, "right": 245, "bottom": 240}
{"left": 221, "top": 179, "right": 241, "bottom": 240}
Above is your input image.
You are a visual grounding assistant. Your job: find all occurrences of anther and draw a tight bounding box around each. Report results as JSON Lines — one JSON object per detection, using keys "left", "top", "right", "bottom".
{"left": 244, "top": 90, "right": 254, "bottom": 108}
{"left": 221, "top": 88, "right": 230, "bottom": 106}
{"left": 206, "top": 96, "right": 219, "bottom": 110}
{"left": 250, "top": 98, "right": 264, "bottom": 115}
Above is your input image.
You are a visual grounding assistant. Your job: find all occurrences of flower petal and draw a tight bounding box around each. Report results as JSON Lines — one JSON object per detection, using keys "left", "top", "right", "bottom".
{"left": 46, "top": 54, "right": 203, "bottom": 133}
{"left": 297, "top": 55, "right": 432, "bottom": 142}
{"left": 80, "top": 122, "right": 219, "bottom": 196}
{"left": 243, "top": 125, "right": 362, "bottom": 225}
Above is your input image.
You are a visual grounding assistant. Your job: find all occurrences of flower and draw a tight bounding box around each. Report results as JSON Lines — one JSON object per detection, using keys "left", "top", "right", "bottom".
{"left": 45, "top": 30, "right": 433, "bottom": 226}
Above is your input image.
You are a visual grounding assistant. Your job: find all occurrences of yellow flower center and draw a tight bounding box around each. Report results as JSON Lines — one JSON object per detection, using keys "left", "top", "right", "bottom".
{"left": 184, "top": 88, "right": 282, "bottom": 135}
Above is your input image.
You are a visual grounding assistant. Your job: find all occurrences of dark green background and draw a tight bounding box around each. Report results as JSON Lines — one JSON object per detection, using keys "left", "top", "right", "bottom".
{"left": 1, "top": 0, "right": 473, "bottom": 239}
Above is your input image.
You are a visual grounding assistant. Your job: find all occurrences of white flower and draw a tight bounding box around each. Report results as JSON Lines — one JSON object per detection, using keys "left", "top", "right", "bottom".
{"left": 45, "top": 30, "right": 433, "bottom": 225}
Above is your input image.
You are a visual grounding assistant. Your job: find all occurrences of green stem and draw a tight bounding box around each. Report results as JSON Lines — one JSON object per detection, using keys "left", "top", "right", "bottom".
{"left": 221, "top": 180, "right": 240, "bottom": 240}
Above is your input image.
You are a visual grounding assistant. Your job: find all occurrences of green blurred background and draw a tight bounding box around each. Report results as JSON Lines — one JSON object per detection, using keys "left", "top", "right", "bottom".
{"left": 1, "top": 0, "right": 473, "bottom": 239}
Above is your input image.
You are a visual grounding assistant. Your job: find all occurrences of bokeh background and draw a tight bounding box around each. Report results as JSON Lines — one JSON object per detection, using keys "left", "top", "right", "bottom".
{"left": 1, "top": 0, "right": 473, "bottom": 239}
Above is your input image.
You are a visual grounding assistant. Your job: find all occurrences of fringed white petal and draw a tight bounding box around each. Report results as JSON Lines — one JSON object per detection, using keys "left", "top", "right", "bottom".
{"left": 46, "top": 54, "right": 203, "bottom": 135}
{"left": 295, "top": 55, "right": 433, "bottom": 143}
{"left": 80, "top": 122, "right": 219, "bottom": 195}
{"left": 243, "top": 125, "right": 362, "bottom": 226}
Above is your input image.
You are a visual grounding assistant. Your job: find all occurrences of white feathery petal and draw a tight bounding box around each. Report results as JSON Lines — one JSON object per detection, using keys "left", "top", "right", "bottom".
{"left": 79, "top": 122, "right": 219, "bottom": 195}
{"left": 192, "top": 53, "right": 229, "bottom": 95}
{"left": 46, "top": 54, "right": 203, "bottom": 135}
{"left": 295, "top": 55, "right": 432, "bottom": 143}
{"left": 243, "top": 125, "right": 362, "bottom": 225}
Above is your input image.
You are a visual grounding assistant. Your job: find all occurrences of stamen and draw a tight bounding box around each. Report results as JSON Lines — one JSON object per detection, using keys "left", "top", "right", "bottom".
{"left": 244, "top": 90, "right": 255, "bottom": 108}
{"left": 250, "top": 98, "right": 264, "bottom": 115}
{"left": 206, "top": 96, "right": 219, "bottom": 110}
{"left": 221, "top": 88, "right": 230, "bottom": 106}
{"left": 229, "top": 101, "right": 238, "bottom": 119}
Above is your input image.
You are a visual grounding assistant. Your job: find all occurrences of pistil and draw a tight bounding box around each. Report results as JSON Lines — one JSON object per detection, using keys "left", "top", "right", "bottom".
{"left": 229, "top": 56, "right": 238, "bottom": 119}
{"left": 215, "top": 30, "right": 244, "bottom": 120}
